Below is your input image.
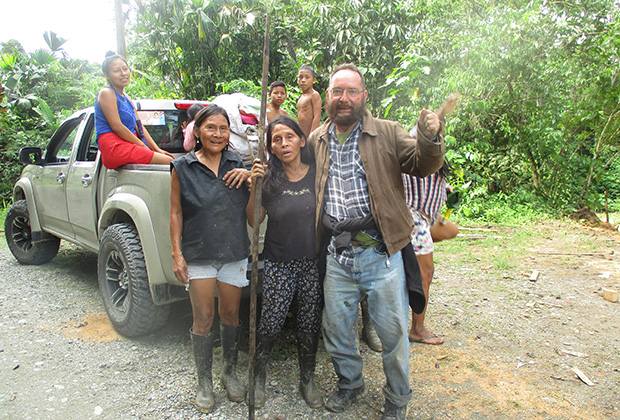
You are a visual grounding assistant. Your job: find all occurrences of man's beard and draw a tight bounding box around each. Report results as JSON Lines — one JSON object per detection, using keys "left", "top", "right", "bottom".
{"left": 326, "top": 98, "right": 366, "bottom": 127}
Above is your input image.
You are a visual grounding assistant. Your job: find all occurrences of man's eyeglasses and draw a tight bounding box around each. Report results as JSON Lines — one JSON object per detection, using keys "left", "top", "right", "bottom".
{"left": 328, "top": 88, "right": 363, "bottom": 98}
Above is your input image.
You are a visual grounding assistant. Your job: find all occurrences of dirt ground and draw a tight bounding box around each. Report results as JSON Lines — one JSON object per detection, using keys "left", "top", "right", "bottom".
{"left": 402, "top": 219, "right": 620, "bottom": 419}
{"left": 1, "top": 218, "right": 619, "bottom": 419}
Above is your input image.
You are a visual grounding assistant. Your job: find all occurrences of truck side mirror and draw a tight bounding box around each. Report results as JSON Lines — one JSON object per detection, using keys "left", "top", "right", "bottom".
{"left": 19, "top": 147, "right": 43, "bottom": 165}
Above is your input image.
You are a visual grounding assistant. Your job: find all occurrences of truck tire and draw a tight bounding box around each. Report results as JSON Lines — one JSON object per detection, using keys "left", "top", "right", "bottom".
{"left": 4, "top": 200, "right": 60, "bottom": 265}
{"left": 98, "top": 223, "right": 170, "bottom": 337}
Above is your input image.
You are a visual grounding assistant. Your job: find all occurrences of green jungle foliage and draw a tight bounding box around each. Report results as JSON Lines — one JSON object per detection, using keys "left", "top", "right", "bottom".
{"left": 0, "top": 33, "right": 173, "bottom": 203}
{"left": 1, "top": 0, "right": 619, "bottom": 222}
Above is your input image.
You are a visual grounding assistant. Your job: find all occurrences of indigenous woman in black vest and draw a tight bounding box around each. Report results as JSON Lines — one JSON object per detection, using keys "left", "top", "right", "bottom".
{"left": 170, "top": 105, "right": 251, "bottom": 413}
{"left": 247, "top": 116, "right": 323, "bottom": 409}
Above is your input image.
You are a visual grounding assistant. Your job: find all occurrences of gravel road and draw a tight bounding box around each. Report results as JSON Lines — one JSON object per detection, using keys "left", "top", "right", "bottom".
{"left": 0, "top": 242, "right": 385, "bottom": 420}
{"left": 2, "top": 219, "right": 620, "bottom": 420}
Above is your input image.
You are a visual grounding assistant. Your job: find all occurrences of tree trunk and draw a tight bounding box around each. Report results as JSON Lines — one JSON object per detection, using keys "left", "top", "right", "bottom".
{"left": 525, "top": 147, "right": 541, "bottom": 189}
{"left": 115, "top": 0, "right": 127, "bottom": 58}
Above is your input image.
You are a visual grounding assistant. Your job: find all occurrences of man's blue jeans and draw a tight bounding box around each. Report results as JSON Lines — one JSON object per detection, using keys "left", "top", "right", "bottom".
{"left": 322, "top": 246, "right": 412, "bottom": 407}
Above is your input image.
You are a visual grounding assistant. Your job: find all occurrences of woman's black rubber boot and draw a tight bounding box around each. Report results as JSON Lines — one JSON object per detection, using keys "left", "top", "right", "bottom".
{"left": 297, "top": 331, "right": 324, "bottom": 408}
{"left": 220, "top": 324, "right": 245, "bottom": 402}
{"left": 253, "top": 334, "right": 276, "bottom": 408}
{"left": 190, "top": 329, "right": 216, "bottom": 413}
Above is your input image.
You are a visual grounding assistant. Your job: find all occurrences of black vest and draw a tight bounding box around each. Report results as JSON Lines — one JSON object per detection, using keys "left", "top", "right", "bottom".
{"left": 171, "top": 150, "right": 250, "bottom": 264}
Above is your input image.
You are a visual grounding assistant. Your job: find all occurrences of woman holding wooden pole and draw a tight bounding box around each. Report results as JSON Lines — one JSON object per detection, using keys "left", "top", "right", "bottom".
{"left": 246, "top": 116, "right": 323, "bottom": 409}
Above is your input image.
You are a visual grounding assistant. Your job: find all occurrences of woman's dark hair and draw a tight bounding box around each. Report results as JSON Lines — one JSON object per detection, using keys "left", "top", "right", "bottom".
{"left": 102, "top": 51, "right": 129, "bottom": 76}
{"left": 193, "top": 104, "right": 230, "bottom": 151}
{"left": 263, "top": 116, "right": 310, "bottom": 195}
{"left": 187, "top": 103, "right": 204, "bottom": 121}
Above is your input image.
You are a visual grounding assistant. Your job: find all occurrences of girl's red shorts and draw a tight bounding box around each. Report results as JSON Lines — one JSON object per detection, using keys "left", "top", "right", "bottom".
{"left": 98, "top": 132, "right": 155, "bottom": 169}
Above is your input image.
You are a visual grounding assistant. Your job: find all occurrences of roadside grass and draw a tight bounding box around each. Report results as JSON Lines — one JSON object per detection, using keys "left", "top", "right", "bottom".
{"left": 440, "top": 198, "right": 593, "bottom": 266}
{"left": 432, "top": 204, "right": 620, "bottom": 320}
{"left": 0, "top": 202, "right": 6, "bottom": 228}
{"left": 433, "top": 203, "right": 561, "bottom": 300}
{"left": 435, "top": 223, "right": 529, "bottom": 278}
{"left": 0, "top": 204, "right": 6, "bottom": 248}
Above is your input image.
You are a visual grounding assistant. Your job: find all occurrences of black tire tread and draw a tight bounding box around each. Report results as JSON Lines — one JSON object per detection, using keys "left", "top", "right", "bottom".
{"left": 4, "top": 200, "right": 60, "bottom": 265}
{"left": 98, "top": 223, "right": 169, "bottom": 337}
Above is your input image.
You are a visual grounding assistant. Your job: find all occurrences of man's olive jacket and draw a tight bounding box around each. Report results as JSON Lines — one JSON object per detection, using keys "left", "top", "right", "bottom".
{"left": 308, "top": 109, "right": 445, "bottom": 257}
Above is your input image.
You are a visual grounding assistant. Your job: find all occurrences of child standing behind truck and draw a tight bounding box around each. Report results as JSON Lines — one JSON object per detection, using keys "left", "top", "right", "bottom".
{"left": 183, "top": 103, "right": 205, "bottom": 151}
{"left": 266, "top": 81, "right": 289, "bottom": 123}
{"left": 296, "top": 64, "right": 322, "bottom": 136}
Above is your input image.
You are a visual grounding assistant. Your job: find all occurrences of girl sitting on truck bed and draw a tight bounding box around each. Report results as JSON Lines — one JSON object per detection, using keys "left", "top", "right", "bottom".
{"left": 95, "top": 51, "right": 173, "bottom": 169}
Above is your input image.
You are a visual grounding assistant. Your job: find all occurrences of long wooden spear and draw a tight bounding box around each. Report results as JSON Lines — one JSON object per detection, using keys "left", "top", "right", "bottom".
{"left": 248, "top": 9, "right": 270, "bottom": 420}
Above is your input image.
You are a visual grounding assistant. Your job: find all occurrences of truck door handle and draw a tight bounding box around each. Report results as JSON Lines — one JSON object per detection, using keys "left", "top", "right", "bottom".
{"left": 81, "top": 174, "right": 93, "bottom": 188}
{"left": 56, "top": 172, "right": 66, "bottom": 184}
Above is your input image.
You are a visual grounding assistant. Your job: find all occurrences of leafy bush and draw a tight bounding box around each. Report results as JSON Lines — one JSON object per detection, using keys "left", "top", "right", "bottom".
{"left": 455, "top": 188, "right": 552, "bottom": 226}
{"left": 1, "top": 38, "right": 101, "bottom": 202}
{"left": 0, "top": 109, "right": 53, "bottom": 202}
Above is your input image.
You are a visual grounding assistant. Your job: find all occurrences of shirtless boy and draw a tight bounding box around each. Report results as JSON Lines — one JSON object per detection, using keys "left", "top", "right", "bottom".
{"left": 296, "top": 64, "right": 322, "bottom": 136}
{"left": 266, "top": 81, "right": 289, "bottom": 123}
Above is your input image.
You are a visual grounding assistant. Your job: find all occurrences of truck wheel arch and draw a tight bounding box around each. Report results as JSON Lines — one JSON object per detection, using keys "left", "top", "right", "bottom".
{"left": 12, "top": 178, "right": 44, "bottom": 234}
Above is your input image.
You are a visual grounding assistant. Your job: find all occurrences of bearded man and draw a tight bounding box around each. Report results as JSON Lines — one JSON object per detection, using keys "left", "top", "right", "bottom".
{"left": 307, "top": 63, "right": 445, "bottom": 420}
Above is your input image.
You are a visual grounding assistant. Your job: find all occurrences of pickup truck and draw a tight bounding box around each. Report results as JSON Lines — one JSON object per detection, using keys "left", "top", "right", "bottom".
{"left": 4, "top": 99, "right": 260, "bottom": 337}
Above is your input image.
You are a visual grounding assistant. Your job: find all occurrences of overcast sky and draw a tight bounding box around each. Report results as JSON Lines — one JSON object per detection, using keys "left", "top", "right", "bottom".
{"left": 0, "top": 0, "right": 118, "bottom": 64}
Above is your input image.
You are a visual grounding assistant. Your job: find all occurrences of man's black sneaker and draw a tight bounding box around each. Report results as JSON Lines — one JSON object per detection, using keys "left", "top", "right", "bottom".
{"left": 324, "top": 385, "right": 365, "bottom": 413}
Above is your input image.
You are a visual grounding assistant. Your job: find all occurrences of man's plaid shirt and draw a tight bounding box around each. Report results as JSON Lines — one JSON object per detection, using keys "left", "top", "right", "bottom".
{"left": 325, "top": 121, "right": 382, "bottom": 267}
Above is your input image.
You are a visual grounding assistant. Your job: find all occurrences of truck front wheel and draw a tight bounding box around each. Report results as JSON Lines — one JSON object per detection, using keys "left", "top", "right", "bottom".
{"left": 98, "top": 223, "right": 170, "bottom": 337}
{"left": 5, "top": 200, "right": 60, "bottom": 265}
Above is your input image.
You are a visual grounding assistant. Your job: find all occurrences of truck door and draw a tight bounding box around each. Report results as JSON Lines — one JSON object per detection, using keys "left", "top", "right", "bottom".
{"left": 65, "top": 114, "right": 100, "bottom": 251}
{"left": 33, "top": 115, "right": 86, "bottom": 238}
